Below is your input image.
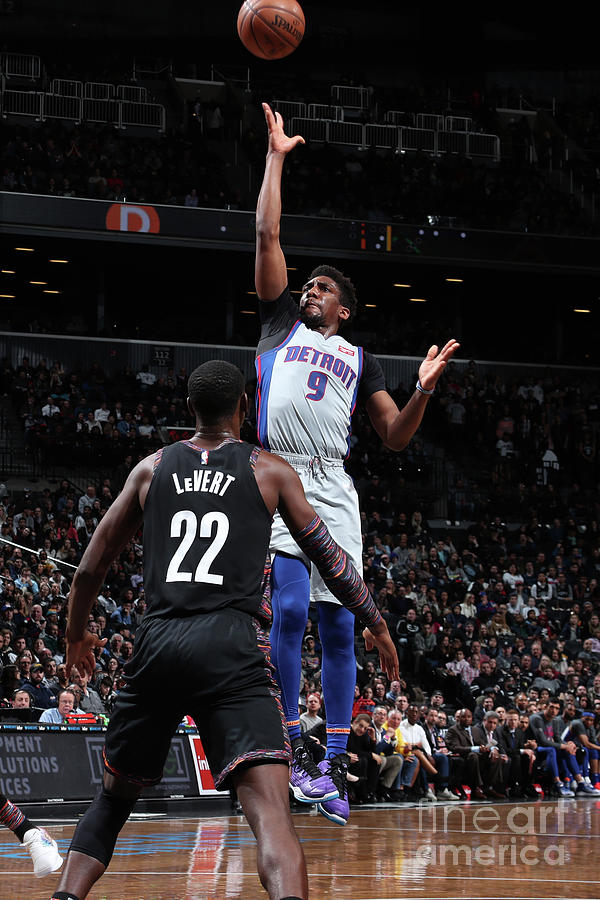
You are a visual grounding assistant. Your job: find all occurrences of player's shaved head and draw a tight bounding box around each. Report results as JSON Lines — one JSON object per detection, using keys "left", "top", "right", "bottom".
{"left": 188, "top": 360, "right": 245, "bottom": 423}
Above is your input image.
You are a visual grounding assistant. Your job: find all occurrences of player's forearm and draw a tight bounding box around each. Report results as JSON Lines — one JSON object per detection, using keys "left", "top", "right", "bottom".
{"left": 256, "top": 151, "right": 285, "bottom": 241}
{"left": 66, "top": 530, "right": 124, "bottom": 640}
{"left": 66, "top": 566, "right": 108, "bottom": 641}
{"left": 292, "top": 515, "right": 383, "bottom": 627}
{"left": 380, "top": 392, "right": 430, "bottom": 451}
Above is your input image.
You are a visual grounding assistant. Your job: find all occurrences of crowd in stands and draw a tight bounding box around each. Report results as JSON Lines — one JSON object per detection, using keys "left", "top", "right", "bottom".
{"left": 0, "top": 116, "right": 240, "bottom": 211}
{"left": 1, "top": 76, "right": 599, "bottom": 236}
{"left": 3, "top": 345, "right": 600, "bottom": 489}
{"left": 1, "top": 350, "right": 600, "bottom": 807}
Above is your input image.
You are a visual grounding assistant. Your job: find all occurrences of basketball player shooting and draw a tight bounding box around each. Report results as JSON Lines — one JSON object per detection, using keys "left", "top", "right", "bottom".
{"left": 255, "top": 102, "right": 459, "bottom": 826}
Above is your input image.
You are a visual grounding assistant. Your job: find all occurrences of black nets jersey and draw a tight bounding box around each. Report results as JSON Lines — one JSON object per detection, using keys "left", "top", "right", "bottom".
{"left": 142, "top": 439, "right": 272, "bottom": 621}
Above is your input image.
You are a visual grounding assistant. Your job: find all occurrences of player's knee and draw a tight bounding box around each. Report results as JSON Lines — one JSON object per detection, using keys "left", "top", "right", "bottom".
{"left": 69, "top": 786, "right": 137, "bottom": 867}
{"left": 272, "top": 556, "right": 310, "bottom": 628}
{"left": 318, "top": 604, "right": 355, "bottom": 649}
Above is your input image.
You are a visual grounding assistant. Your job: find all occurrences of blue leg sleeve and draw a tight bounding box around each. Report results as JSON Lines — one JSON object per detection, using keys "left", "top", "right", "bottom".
{"left": 318, "top": 603, "right": 356, "bottom": 758}
{"left": 271, "top": 554, "right": 310, "bottom": 743}
{"left": 536, "top": 746, "right": 559, "bottom": 779}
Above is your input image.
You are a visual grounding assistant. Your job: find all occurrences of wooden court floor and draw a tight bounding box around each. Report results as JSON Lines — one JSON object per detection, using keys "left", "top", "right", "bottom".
{"left": 1, "top": 797, "right": 599, "bottom": 899}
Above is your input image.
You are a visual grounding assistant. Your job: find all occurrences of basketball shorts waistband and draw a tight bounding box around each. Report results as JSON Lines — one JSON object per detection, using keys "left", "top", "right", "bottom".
{"left": 276, "top": 452, "right": 345, "bottom": 468}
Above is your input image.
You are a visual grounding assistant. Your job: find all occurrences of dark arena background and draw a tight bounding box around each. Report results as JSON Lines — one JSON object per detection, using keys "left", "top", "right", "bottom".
{"left": 1, "top": 3, "right": 600, "bottom": 898}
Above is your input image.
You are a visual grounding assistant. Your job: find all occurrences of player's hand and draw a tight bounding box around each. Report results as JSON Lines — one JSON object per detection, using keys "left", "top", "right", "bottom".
{"left": 65, "top": 633, "right": 107, "bottom": 678}
{"left": 262, "top": 102, "right": 305, "bottom": 155}
{"left": 418, "top": 339, "right": 460, "bottom": 392}
{"left": 362, "top": 625, "right": 399, "bottom": 680}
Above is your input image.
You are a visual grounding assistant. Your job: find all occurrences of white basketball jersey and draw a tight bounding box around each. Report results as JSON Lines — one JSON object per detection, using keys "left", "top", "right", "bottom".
{"left": 256, "top": 320, "right": 363, "bottom": 459}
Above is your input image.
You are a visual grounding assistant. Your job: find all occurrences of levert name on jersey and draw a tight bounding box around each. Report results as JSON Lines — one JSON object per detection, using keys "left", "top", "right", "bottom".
{"left": 171, "top": 469, "right": 236, "bottom": 497}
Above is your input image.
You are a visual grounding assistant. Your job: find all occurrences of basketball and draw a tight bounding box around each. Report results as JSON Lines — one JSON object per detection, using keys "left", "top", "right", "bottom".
{"left": 237, "top": 0, "right": 305, "bottom": 60}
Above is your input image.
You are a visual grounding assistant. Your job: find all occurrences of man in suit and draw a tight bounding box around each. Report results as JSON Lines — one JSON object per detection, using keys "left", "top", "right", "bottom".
{"left": 369, "top": 707, "right": 403, "bottom": 800}
{"left": 497, "top": 707, "right": 538, "bottom": 797}
{"left": 471, "top": 711, "right": 508, "bottom": 798}
{"left": 421, "top": 707, "right": 460, "bottom": 800}
{"left": 445, "top": 708, "right": 486, "bottom": 799}
{"left": 529, "top": 699, "right": 577, "bottom": 797}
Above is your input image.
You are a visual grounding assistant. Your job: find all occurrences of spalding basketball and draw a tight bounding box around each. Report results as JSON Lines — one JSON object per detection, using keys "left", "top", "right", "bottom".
{"left": 237, "top": 0, "right": 305, "bottom": 60}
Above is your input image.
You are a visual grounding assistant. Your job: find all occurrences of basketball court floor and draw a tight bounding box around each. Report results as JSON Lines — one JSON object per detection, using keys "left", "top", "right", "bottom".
{"left": 1, "top": 796, "right": 598, "bottom": 899}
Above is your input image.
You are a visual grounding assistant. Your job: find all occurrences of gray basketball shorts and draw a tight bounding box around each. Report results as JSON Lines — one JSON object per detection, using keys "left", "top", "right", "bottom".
{"left": 269, "top": 453, "right": 363, "bottom": 604}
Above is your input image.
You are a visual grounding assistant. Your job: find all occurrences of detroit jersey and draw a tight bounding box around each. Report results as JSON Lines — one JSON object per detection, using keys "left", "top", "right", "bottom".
{"left": 256, "top": 287, "right": 384, "bottom": 459}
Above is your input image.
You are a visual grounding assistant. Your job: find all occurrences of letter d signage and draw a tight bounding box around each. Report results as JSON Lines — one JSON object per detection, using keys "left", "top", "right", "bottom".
{"left": 106, "top": 204, "right": 160, "bottom": 233}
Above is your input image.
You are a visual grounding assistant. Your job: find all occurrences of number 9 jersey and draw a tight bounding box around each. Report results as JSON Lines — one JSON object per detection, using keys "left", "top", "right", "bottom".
{"left": 256, "top": 287, "right": 385, "bottom": 460}
{"left": 142, "top": 439, "right": 272, "bottom": 621}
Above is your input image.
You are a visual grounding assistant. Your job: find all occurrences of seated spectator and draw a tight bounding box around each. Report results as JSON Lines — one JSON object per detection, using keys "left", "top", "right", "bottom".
{"left": 21, "top": 663, "right": 57, "bottom": 710}
{"left": 346, "top": 713, "right": 381, "bottom": 804}
{"left": 400, "top": 704, "right": 438, "bottom": 801}
{"left": 497, "top": 707, "right": 538, "bottom": 798}
{"left": 352, "top": 685, "right": 376, "bottom": 719}
{"left": 38, "top": 688, "right": 82, "bottom": 723}
{"left": 12, "top": 689, "right": 32, "bottom": 709}
{"left": 445, "top": 708, "right": 486, "bottom": 800}
{"left": 384, "top": 708, "right": 420, "bottom": 800}
{"left": 370, "top": 705, "right": 403, "bottom": 800}
{"left": 300, "top": 692, "right": 323, "bottom": 733}
{"left": 70, "top": 666, "right": 105, "bottom": 717}
{"left": 421, "top": 706, "right": 460, "bottom": 800}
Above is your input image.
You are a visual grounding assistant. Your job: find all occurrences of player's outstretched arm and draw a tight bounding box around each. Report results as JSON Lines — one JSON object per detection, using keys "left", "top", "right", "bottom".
{"left": 255, "top": 451, "right": 399, "bottom": 679}
{"left": 366, "top": 339, "right": 460, "bottom": 450}
{"left": 255, "top": 102, "right": 305, "bottom": 302}
{"left": 65, "top": 458, "right": 151, "bottom": 676}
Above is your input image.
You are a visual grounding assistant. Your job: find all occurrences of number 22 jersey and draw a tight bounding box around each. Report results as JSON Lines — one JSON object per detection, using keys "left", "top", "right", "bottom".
{"left": 142, "top": 439, "right": 272, "bottom": 620}
{"left": 255, "top": 287, "right": 385, "bottom": 459}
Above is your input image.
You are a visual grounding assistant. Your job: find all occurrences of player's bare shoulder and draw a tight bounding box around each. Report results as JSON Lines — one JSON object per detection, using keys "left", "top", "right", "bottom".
{"left": 253, "top": 446, "right": 296, "bottom": 478}
{"left": 252, "top": 446, "right": 299, "bottom": 514}
{"left": 125, "top": 451, "right": 159, "bottom": 509}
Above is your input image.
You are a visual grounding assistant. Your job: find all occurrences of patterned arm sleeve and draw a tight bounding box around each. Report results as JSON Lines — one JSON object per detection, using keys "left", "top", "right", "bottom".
{"left": 292, "top": 515, "right": 383, "bottom": 628}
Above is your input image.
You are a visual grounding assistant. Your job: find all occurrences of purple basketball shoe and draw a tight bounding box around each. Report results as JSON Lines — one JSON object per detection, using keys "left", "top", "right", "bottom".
{"left": 289, "top": 741, "right": 339, "bottom": 803}
{"left": 316, "top": 754, "right": 350, "bottom": 826}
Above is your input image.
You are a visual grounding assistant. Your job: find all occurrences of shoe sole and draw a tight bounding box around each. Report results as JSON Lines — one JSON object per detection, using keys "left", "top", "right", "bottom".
{"left": 290, "top": 784, "right": 339, "bottom": 804}
{"left": 316, "top": 802, "right": 348, "bottom": 826}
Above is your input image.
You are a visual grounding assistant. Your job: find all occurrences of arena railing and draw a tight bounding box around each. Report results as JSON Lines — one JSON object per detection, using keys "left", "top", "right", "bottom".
{"left": 446, "top": 116, "right": 473, "bottom": 132}
{"left": 83, "top": 81, "right": 115, "bottom": 100}
{"left": 286, "top": 116, "right": 500, "bottom": 160}
{"left": 119, "top": 100, "right": 166, "bottom": 131}
{"left": 307, "top": 103, "right": 344, "bottom": 121}
{"left": 437, "top": 131, "right": 469, "bottom": 155}
{"left": 0, "top": 89, "right": 42, "bottom": 121}
{"left": 383, "top": 110, "right": 414, "bottom": 126}
{"left": 290, "top": 116, "right": 328, "bottom": 143}
{"left": 364, "top": 124, "right": 399, "bottom": 150}
{"left": 467, "top": 132, "right": 501, "bottom": 159}
{"left": 117, "top": 84, "right": 149, "bottom": 103}
{"left": 331, "top": 84, "right": 370, "bottom": 111}
{"left": 415, "top": 113, "right": 445, "bottom": 132}
{"left": 82, "top": 98, "right": 120, "bottom": 126}
{"left": 0, "top": 52, "right": 42, "bottom": 81}
{"left": 271, "top": 99, "right": 306, "bottom": 120}
{"left": 328, "top": 120, "right": 364, "bottom": 148}
{"left": 42, "top": 93, "right": 82, "bottom": 124}
{"left": 400, "top": 126, "right": 437, "bottom": 153}
{"left": 0, "top": 83, "right": 165, "bottom": 131}
{"left": 49, "top": 79, "right": 83, "bottom": 98}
